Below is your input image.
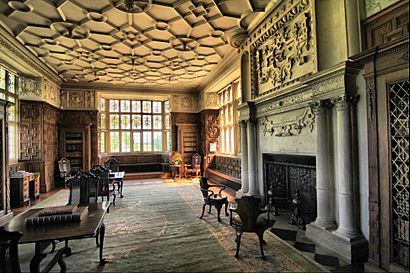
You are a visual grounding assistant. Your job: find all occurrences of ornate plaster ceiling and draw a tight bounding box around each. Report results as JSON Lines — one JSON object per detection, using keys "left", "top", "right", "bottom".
{"left": 0, "top": 0, "right": 273, "bottom": 91}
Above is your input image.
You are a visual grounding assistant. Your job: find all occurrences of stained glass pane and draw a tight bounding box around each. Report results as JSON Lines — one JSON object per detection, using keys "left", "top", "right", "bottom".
{"left": 8, "top": 105, "right": 16, "bottom": 122}
{"left": 100, "top": 132, "right": 105, "bottom": 153}
{"left": 165, "top": 114, "right": 170, "bottom": 129}
{"left": 100, "top": 114, "right": 106, "bottom": 129}
{"left": 143, "top": 115, "right": 152, "bottom": 129}
{"left": 165, "top": 101, "right": 170, "bottom": 113}
{"left": 0, "top": 93, "right": 5, "bottom": 100}
{"left": 133, "top": 132, "right": 141, "bottom": 151}
{"left": 110, "top": 132, "right": 120, "bottom": 152}
{"left": 143, "top": 101, "right": 151, "bottom": 113}
{"left": 121, "top": 115, "right": 130, "bottom": 129}
{"left": 121, "top": 132, "right": 131, "bottom": 152}
{"left": 132, "top": 101, "right": 141, "bottom": 112}
{"left": 153, "top": 101, "right": 161, "bottom": 113}
{"left": 109, "top": 100, "right": 119, "bottom": 112}
{"left": 153, "top": 115, "right": 162, "bottom": 129}
{"left": 0, "top": 67, "right": 5, "bottom": 89}
{"left": 110, "top": 114, "right": 119, "bottom": 129}
{"left": 100, "top": 98, "right": 105, "bottom": 111}
{"left": 132, "top": 115, "right": 141, "bottom": 129}
{"left": 8, "top": 73, "right": 15, "bottom": 94}
{"left": 153, "top": 132, "right": 162, "bottom": 151}
{"left": 121, "top": 100, "right": 130, "bottom": 112}
{"left": 143, "top": 132, "right": 152, "bottom": 151}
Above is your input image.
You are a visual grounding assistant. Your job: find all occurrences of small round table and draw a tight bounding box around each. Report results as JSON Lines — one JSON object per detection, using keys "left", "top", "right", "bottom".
{"left": 209, "top": 194, "right": 229, "bottom": 222}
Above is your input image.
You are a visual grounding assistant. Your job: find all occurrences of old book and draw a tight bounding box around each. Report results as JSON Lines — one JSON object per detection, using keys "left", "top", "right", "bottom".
{"left": 25, "top": 205, "right": 88, "bottom": 226}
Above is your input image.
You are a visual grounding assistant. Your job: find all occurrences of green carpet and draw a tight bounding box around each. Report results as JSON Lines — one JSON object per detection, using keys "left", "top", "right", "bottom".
{"left": 17, "top": 181, "right": 327, "bottom": 272}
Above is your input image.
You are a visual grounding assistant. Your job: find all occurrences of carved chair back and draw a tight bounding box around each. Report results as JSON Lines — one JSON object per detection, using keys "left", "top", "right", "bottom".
{"left": 67, "top": 172, "right": 99, "bottom": 205}
{"left": 199, "top": 176, "right": 211, "bottom": 199}
{"left": 91, "top": 165, "right": 110, "bottom": 198}
{"left": 105, "top": 158, "right": 120, "bottom": 173}
{"left": 0, "top": 226, "right": 22, "bottom": 273}
{"left": 234, "top": 196, "right": 264, "bottom": 232}
{"left": 58, "top": 157, "right": 71, "bottom": 178}
{"left": 192, "top": 153, "right": 201, "bottom": 168}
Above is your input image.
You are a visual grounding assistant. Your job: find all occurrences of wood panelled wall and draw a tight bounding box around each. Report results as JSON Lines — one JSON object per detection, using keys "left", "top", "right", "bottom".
{"left": 19, "top": 101, "right": 59, "bottom": 192}
{"left": 171, "top": 112, "right": 199, "bottom": 152}
{"left": 199, "top": 110, "right": 219, "bottom": 171}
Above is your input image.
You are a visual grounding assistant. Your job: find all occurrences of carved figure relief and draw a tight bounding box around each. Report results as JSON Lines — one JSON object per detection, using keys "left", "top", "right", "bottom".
{"left": 61, "top": 89, "right": 95, "bottom": 110}
{"left": 41, "top": 77, "right": 60, "bottom": 108}
{"left": 251, "top": 0, "right": 315, "bottom": 97}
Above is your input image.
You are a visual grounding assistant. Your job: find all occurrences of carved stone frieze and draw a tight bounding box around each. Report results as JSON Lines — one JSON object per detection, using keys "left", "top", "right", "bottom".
{"left": 61, "top": 89, "right": 95, "bottom": 110}
{"left": 41, "top": 77, "right": 60, "bottom": 108}
{"left": 170, "top": 94, "right": 198, "bottom": 113}
{"left": 261, "top": 107, "right": 315, "bottom": 137}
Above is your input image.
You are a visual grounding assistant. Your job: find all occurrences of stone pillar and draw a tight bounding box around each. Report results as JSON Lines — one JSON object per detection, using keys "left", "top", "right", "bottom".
{"left": 311, "top": 100, "right": 336, "bottom": 229}
{"left": 247, "top": 119, "right": 257, "bottom": 196}
{"left": 333, "top": 96, "right": 360, "bottom": 238}
{"left": 239, "top": 120, "right": 249, "bottom": 193}
{"left": 240, "top": 52, "right": 250, "bottom": 103}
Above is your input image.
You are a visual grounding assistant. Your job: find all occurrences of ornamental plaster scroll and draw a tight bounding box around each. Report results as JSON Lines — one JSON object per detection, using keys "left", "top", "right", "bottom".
{"left": 170, "top": 94, "right": 198, "bottom": 113}
{"left": 261, "top": 107, "right": 315, "bottom": 137}
{"left": 61, "top": 89, "right": 96, "bottom": 110}
{"left": 251, "top": 0, "right": 315, "bottom": 98}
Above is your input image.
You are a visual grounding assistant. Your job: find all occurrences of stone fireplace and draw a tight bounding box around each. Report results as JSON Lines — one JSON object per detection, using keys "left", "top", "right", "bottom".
{"left": 263, "top": 153, "right": 316, "bottom": 223}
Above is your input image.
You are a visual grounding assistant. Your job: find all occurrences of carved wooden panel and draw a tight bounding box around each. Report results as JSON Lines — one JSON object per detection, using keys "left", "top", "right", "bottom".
{"left": 171, "top": 112, "right": 199, "bottom": 151}
{"left": 363, "top": 1, "right": 409, "bottom": 49}
{"left": 199, "top": 110, "right": 219, "bottom": 168}
{"left": 19, "top": 101, "right": 42, "bottom": 160}
{"left": 209, "top": 155, "right": 241, "bottom": 179}
{"left": 43, "top": 104, "right": 59, "bottom": 191}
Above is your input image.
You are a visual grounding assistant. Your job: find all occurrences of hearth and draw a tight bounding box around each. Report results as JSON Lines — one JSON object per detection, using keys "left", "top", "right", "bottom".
{"left": 263, "top": 154, "right": 317, "bottom": 223}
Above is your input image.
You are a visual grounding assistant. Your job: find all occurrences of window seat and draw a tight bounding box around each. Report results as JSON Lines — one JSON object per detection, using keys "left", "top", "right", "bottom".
{"left": 206, "top": 168, "right": 241, "bottom": 191}
{"left": 100, "top": 153, "right": 169, "bottom": 174}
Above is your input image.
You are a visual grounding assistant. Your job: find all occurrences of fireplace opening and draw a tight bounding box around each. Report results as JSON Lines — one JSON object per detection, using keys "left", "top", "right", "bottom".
{"left": 263, "top": 154, "right": 317, "bottom": 223}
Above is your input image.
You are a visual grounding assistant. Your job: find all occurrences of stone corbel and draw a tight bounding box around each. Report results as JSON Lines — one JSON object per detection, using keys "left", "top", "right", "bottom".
{"left": 331, "top": 95, "right": 360, "bottom": 111}
{"left": 261, "top": 107, "right": 315, "bottom": 137}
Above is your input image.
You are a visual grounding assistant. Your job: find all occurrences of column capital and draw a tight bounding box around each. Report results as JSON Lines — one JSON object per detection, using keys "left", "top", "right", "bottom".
{"left": 309, "top": 100, "right": 332, "bottom": 115}
{"left": 238, "top": 120, "right": 247, "bottom": 127}
{"left": 331, "top": 95, "right": 359, "bottom": 111}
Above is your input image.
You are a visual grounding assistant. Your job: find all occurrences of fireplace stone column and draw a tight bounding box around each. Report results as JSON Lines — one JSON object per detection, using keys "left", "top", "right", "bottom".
{"left": 247, "top": 119, "right": 257, "bottom": 196}
{"left": 333, "top": 95, "right": 360, "bottom": 238}
{"left": 239, "top": 120, "right": 249, "bottom": 194}
{"left": 310, "top": 100, "right": 335, "bottom": 229}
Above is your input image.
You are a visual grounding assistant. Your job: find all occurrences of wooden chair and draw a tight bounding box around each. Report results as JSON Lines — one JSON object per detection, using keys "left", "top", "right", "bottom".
{"left": 185, "top": 153, "right": 201, "bottom": 178}
{"left": 58, "top": 157, "right": 75, "bottom": 187}
{"left": 199, "top": 176, "right": 229, "bottom": 222}
{"left": 0, "top": 226, "right": 70, "bottom": 273}
{"left": 230, "top": 196, "right": 276, "bottom": 259}
{"left": 91, "top": 165, "right": 116, "bottom": 208}
{"left": 105, "top": 158, "right": 120, "bottom": 172}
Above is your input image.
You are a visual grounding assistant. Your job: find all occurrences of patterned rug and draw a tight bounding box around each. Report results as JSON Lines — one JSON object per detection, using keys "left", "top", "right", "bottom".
{"left": 16, "top": 181, "right": 328, "bottom": 272}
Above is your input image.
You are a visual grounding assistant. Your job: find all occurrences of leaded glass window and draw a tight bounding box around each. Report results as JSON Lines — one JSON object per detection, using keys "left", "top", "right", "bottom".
{"left": 219, "top": 80, "right": 240, "bottom": 155}
{"left": 99, "top": 99, "right": 170, "bottom": 153}
{"left": 389, "top": 80, "right": 409, "bottom": 268}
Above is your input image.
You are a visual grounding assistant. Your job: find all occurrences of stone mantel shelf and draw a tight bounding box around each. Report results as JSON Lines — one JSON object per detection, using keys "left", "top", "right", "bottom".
{"left": 239, "top": 62, "right": 362, "bottom": 119}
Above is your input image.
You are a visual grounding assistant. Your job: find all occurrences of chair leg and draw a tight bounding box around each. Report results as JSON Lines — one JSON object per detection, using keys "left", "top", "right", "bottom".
{"left": 257, "top": 231, "right": 266, "bottom": 260}
{"left": 199, "top": 204, "right": 206, "bottom": 219}
{"left": 224, "top": 202, "right": 229, "bottom": 216}
{"left": 208, "top": 204, "right": 212, "bottom": 214}
{"left": 235, "top": 227, "right": 243, "bottom": 258}
{"left": 96, "top": 228, "right": 100, "bottom": 247}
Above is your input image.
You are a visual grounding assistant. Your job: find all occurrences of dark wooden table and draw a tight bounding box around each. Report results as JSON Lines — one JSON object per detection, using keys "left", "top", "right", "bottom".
{"left": 4, "top": 202, "right": 109, "bottom": 272}
{"left": 109, "top": 171, "right": 125, "bottom": 198}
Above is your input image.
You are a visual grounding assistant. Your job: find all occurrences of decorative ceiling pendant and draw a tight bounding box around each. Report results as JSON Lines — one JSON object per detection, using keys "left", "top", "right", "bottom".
{"left": 113, "top": 0, "right": 152, "bottom": 14}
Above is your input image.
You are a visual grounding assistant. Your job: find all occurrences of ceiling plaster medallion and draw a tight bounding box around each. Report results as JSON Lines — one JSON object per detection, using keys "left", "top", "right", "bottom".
{"left": 87, "top": 12, "right": 107, "bottom": 23}
{"left": 152, "top": 50, "right": 162, "bottom": 56}
{"left": 51, "top": 22, "right": 90, "bottom": 40}
{"left": 170, "top": 36, "right": 199, "bottom": 52}
{"left": 100, "top": 44, "right": 112, "bottom": 51}
{"left": 37, "top": 49, "right": 50, "bottom": 58}
{"left": 154, "top": 21, "right": 170, "bottom": 31}
{"left": 113, "top": 0, "right": 152, "bottom": 14}
{"left": 8, "top": 1, "right": 32, "bottom": 12}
